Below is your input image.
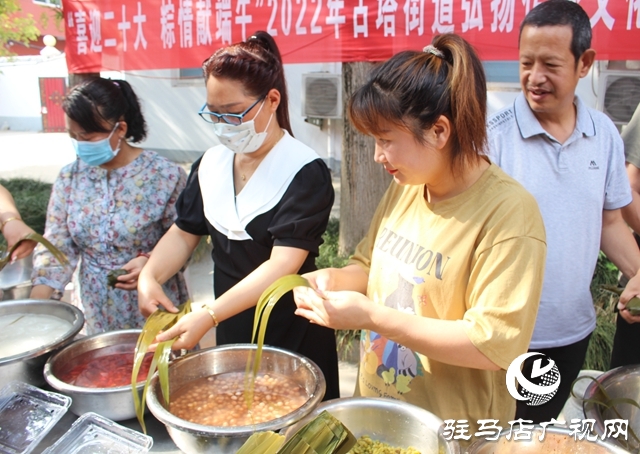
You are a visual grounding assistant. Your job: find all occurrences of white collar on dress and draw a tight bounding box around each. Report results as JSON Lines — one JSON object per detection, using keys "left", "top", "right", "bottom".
{"left": 198, "top": 130, "right": 319, "bottom": 240}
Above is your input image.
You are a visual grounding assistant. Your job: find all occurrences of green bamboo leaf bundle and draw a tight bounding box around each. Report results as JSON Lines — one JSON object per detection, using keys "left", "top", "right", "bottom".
{"left": 131, "top": 301, "right": 191, "bottom": 433}
{"left": 601, "top": 285, "right": 640, "bottom": 316}
{"left": 237, "top": 432, "right": 285, "bottom": 454}
{"left": 244, "top": 274, "right": 311, "bottom": 409}
{"left": 276, "top": 411, "right": 357, "bottom": 454}
{"left": 0, "top": 232, "right": 69, "bottom": 271}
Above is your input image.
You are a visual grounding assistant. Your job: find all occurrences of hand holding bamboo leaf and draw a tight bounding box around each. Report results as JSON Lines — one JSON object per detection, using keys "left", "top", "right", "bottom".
{"left": 0, "top": 232, "right": 69, "bottom": 272}
{"left": 601, "top": 285, "right": 640, "bottom": 316}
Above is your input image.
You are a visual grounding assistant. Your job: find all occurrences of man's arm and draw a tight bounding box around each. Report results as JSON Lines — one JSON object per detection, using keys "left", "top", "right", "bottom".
{"left": 621, "top": 162, "right": 640, "bottom": 235}
{"left": 601, "top": 208, "right": 640, "bottom": 279}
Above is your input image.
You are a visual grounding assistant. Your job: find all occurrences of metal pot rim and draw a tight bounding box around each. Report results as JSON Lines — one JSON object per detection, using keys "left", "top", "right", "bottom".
{"left": 146, "top": 343, "right": 326, "bottom": 436}
{"left": 0, "top": 299, "right": 84, "bottom": 365}
{"left": 44, "top": 328, "right": 147, "bottom": 394}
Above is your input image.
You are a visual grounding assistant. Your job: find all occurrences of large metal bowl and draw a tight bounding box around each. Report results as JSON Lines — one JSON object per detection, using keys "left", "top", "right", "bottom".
{"left": 0, "top": 255, "right": 33, "bottom": 301}
{"left": 0, "top": 299, "right": 84, "bottom": 387}
{"left": 467, "top": 425, "right": 630, "bottom": 453}
{"left": 146, "top": 344, "right": 326, "bottom": 454}
{"left": 583, "top": 364, "right": 640, "bottom": 452}
{"left": 44, "top": 329, "right": 147, "bottom": 421}
{"left": 283, "top": 396, "right": 460, "bottom": 453}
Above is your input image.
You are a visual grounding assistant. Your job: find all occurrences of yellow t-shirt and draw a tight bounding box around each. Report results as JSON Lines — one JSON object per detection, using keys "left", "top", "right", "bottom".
{"left": 350, "top": 164, "right": 546, "bottom": 437}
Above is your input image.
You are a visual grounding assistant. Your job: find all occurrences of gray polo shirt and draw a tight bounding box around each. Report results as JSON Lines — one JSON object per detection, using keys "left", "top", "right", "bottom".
{"left": 487, "top": 93, "right": 631, "bottom": 350}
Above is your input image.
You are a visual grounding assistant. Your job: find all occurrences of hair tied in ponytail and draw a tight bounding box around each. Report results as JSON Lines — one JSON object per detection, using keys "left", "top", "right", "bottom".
{"left": 423, "top": 44, "right": 445, "bottom": 59}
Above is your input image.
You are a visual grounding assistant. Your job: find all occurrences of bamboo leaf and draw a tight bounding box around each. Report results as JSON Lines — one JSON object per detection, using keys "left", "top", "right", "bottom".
{"left": 244, "top": 275, "right": 310, "bottom": 411}
{"left": 0, "top": 232, "right": 69, "bottom": 271}
{"left": 157, "top": 338, "right": 177, "bottom": 404}
{"left": 131, "top": 301, "right": 191, "bottom": 433}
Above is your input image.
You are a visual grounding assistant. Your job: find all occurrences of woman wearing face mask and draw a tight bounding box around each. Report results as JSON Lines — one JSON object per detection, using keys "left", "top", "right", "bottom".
{"left": 30, "top": 77, "right": 189, "bottom": 335}
{"left": 137, "top": 31, "right": 340, "bottom": 400}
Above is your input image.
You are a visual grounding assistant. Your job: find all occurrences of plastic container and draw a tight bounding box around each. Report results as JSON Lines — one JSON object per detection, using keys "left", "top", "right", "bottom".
{"left": 0, "top": 381, "right": 71, "bottom": 454}
{"left": 41, "top": 412, "right": 153, "bottom": 453}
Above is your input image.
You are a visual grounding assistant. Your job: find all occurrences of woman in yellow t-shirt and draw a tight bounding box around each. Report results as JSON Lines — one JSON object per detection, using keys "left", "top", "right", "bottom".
{"left": 293, "top": 34, "right": 547, "bottom": 438}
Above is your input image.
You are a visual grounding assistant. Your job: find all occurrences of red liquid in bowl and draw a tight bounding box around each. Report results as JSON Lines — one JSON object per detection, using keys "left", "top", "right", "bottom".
{"left": 57, "top": 344, "right": 154, "bottom": 388}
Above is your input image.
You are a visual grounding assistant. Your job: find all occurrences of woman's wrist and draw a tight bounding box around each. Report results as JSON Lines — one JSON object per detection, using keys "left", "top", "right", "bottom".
{"left": 0, "top": 214, "right": 22, "bottom": 232}
{"left": 203, "top": 304, "right": 219, "bottom": 328}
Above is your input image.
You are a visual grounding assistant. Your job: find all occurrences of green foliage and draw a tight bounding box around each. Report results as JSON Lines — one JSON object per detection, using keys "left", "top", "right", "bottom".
{"left": 0, "top": 178, "right": 52, "bottom": 248}
{"left": 316, "top": 217, "right": 350, "bottom": 270}
{"left": 585, "top": 252, "right": 619, "bottom": 371}
{"left": 0, "top": 0, "right": 40, "bottom": 57}
{"left": 316, "top": 218, "right": 360, "bottom": 361}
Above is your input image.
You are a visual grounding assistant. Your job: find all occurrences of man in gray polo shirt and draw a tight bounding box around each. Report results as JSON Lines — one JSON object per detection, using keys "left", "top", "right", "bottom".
{"left": 487, "top": 0, "right": 640, "bottom": 423}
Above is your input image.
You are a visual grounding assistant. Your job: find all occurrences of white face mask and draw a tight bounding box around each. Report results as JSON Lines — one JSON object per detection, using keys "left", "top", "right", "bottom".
{"left": 212, "top": 101, "right": 273, "bottom": 154}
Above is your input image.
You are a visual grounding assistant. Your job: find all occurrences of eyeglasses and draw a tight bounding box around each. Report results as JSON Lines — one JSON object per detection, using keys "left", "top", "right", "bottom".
{"left": 198, "top": 97, "right": 264, "bottom": 125}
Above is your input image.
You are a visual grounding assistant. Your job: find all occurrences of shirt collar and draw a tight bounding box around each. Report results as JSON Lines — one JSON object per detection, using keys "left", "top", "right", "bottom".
{"left": 83, "top": 150, "right": 148, "bottom": 180}
{"left": 514, "top": 92, "right": 596, "bottom": 141}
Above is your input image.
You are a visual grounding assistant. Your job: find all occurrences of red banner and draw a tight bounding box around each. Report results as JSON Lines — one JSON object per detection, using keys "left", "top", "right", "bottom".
{"left": 62, "top": 0, "right": 640, "bottom": 73}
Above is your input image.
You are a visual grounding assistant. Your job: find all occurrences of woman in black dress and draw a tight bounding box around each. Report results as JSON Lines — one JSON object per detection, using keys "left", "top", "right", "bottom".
{"left": 137, "top": 31, "right": 339, "bottom": 399}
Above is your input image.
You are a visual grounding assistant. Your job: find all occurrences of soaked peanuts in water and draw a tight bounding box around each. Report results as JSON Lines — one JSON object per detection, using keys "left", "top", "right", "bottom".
{"left": 169, "top": 371, "right": 308, "bottom": 426}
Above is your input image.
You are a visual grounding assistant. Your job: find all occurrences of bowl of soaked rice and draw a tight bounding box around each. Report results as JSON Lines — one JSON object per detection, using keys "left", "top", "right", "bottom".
{"left": 0, "top": 299, "right": 84, "bottom": 387}
{"left": 145, "top": 343, "right": 326, "bottom": 454}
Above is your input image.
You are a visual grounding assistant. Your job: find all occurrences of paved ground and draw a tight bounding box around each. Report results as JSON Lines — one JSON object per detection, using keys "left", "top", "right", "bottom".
{"left": 0, "top": 130, "right": 357, "bottom": 397}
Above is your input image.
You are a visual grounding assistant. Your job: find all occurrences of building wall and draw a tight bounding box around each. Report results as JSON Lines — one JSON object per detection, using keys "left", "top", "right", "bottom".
{"left": 0, "top": 53, "right": 609, "bottom": 169}
{"left": 0, "top": 55, "right": 68, "bottom": 131}
{"left": 124, "top": 62, "right": 343, "bottom": 168}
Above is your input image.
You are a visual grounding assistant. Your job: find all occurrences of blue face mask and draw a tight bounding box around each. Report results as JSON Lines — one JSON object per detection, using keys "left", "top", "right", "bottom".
{"left": 71, "top": 123, "right": 121, "bottom": 166}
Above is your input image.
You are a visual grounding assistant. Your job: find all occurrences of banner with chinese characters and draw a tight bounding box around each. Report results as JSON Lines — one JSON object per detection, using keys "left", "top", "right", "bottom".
{"left": 62, "top": 0, "right": 640, "bottom": 73}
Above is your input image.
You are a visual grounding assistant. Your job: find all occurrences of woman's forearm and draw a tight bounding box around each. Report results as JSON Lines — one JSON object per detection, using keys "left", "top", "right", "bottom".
{"left": 368, "top": 305, "right": 501, "bottom": 370}
{"left": 141, "top": 224, "right": 200, "bottom": 285}
{"left": 30, "top": 284, "right": 55, "bottom": 300}
{"left": 208, "top": 246, "right": 309, "bottom": 322}
{"left": 0, "top": 185, "right": 20, "bottom": 220}
{"left": 326, "top": 264, "right": 370, "bottom": 293}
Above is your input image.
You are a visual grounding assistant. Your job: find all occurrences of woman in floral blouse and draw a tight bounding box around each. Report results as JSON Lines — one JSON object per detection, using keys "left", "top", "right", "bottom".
{"left": 30, "top": 78, "right": 189, "bottom": 334}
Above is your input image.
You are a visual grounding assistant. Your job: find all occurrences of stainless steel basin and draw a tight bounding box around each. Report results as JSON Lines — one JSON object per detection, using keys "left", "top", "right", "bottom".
{"left": 0, "top": 299, "right": 84, "bottom": 387}
{"left": 283, "top": 396, "right": 460, "bottom": 453}
{"left": 0, "top": 255, "right": 33, "bottom": 301}
{"left": 44, "top": 329, "right": 147, "bottom": 421}
{"left": 146, "top": 344, "right": 326, "bottom": 454}
{"left": 583, "top": 364, "right": 640, "bottom": 452}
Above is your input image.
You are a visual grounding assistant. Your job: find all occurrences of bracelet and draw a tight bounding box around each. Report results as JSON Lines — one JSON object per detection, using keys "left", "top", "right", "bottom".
{"left": 136, "top": 251, "right": 150, "bottom": 259}
{"left": 204, "top": 305, "right": 219, "bottom": 327}
{"left": 0, "top": 216, "right": 21, "bottom": 232}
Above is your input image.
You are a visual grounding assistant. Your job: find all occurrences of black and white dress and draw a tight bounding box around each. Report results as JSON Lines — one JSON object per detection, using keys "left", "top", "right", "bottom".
{"left": 175, "top": 131, "right": 340, "bottom": 399}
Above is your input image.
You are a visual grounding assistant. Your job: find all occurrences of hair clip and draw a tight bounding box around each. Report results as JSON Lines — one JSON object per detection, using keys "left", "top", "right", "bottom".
{"left": 423, "top": 44, "right": 444, "bottom": 59}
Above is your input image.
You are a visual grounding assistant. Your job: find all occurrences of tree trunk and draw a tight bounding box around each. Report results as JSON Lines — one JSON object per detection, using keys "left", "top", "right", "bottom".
{"left": 68, "top": 73, "right": 100, "bottom": 91}
{"left": 339, "top": 62, "right": 392, "bottom": 256}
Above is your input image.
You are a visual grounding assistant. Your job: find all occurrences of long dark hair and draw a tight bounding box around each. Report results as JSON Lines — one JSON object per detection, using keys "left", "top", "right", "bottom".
{"left": 348, "top": 33, "right": 487, "bottom": 177}
{"left": 63, "top": 78, "right": 147, "bottom": 143}
{"left": 202, "top": 31, "right": 293, "bottom": 136}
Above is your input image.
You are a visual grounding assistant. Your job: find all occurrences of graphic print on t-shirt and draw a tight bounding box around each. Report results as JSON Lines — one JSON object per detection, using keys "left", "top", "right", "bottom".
{"left": 362, "top": 272, "right": 423, "bottom": 395}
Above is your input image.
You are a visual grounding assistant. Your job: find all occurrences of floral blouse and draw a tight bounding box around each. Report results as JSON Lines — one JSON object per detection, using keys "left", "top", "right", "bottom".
{"left": 32, "top": 150, "right": 190, "bottom": 335}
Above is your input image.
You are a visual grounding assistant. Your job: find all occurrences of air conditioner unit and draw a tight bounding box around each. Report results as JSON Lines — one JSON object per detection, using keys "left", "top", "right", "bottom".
{"left": 596, "top": 62, "right": 640, "bottom": 127}
{"left": 302, "top": 73, "right": 342, "bottom": 119}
